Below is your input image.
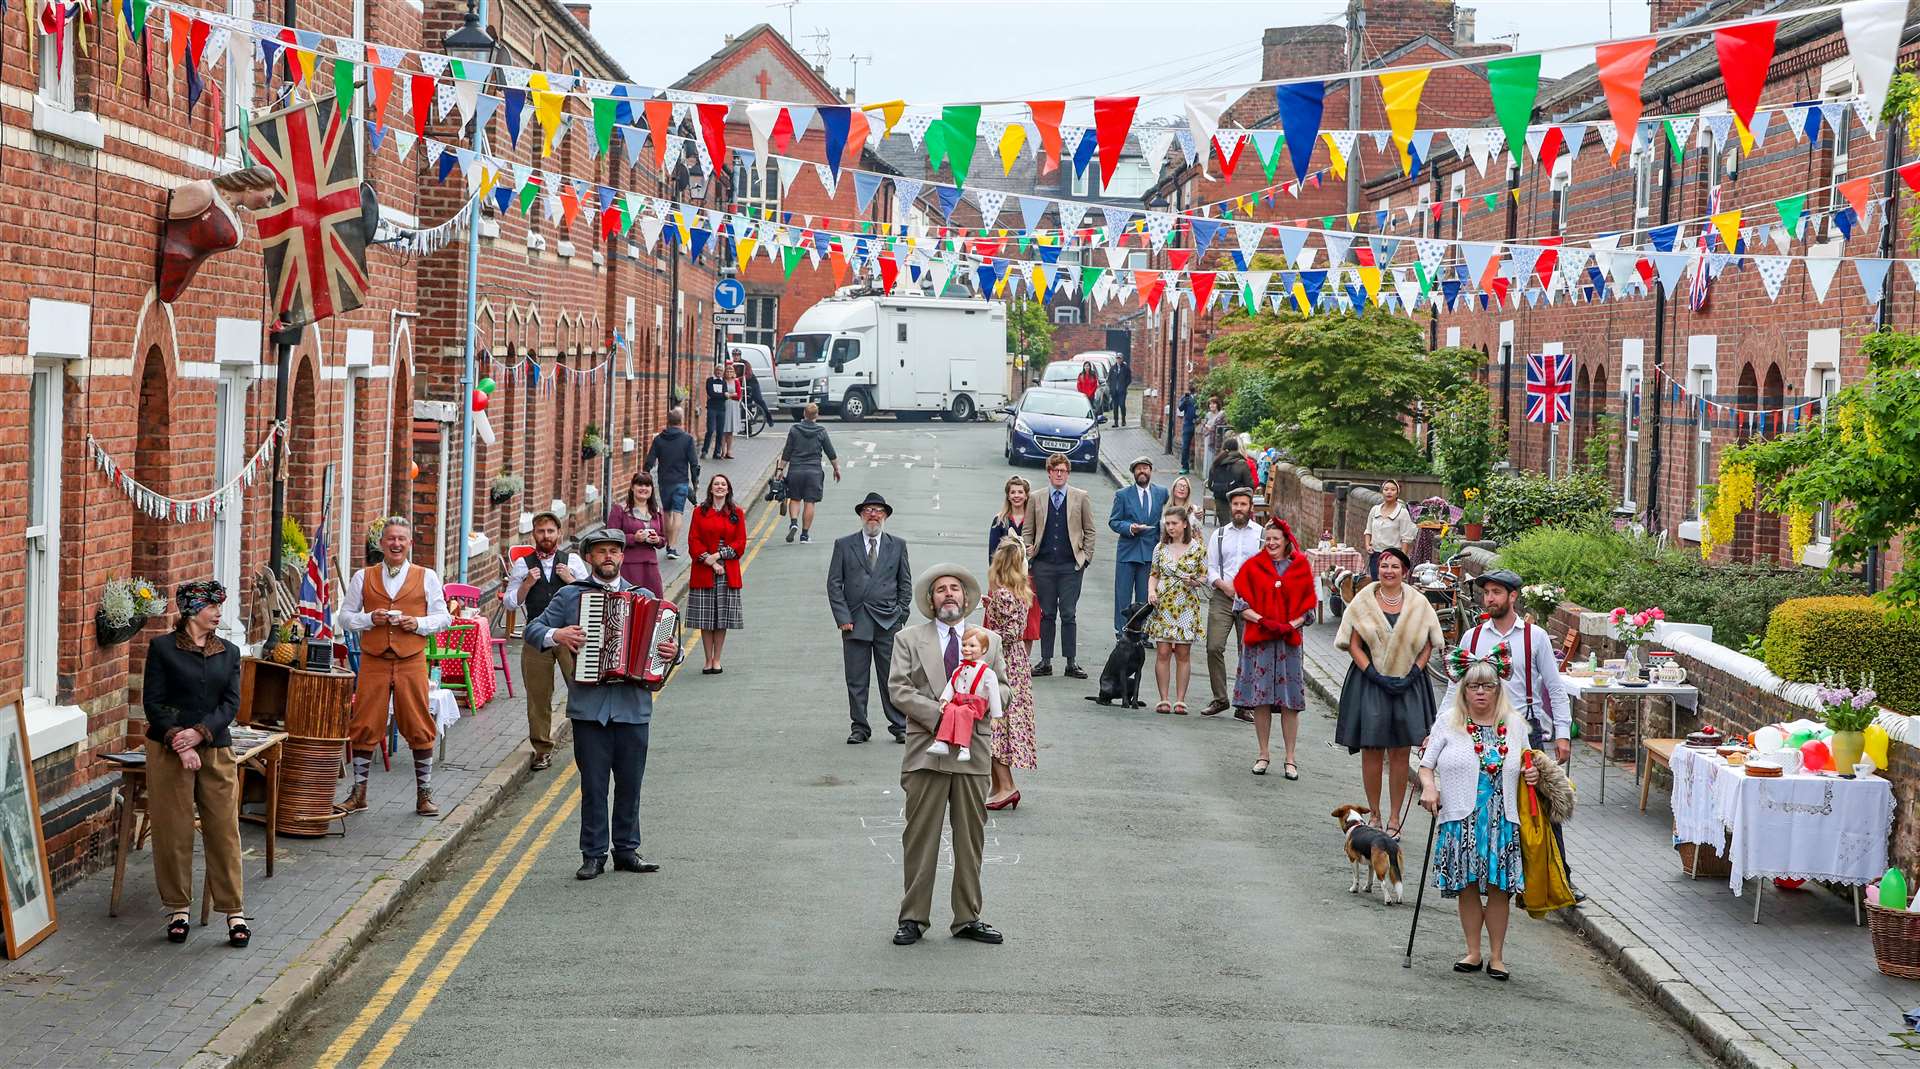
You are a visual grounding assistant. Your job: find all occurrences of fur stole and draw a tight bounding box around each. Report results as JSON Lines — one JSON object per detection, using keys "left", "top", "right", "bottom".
{"left": 1529, "top": 749, "right": 1576, "bottom": 825}
{"left": 1334, "top": 582, "right": 1443, "bottom": 676}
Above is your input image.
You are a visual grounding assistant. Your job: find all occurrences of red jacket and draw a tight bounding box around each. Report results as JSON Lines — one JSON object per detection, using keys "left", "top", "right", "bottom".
{"left": 1234, "top": 547, "right": 1317, "bottom": 647}
{"left": 687, "top": 505, "right": 747, "bottom": 589}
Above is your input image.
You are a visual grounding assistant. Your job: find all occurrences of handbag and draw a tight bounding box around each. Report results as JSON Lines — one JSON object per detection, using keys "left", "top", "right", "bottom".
{"left": 765, "top": 474, "right": 787, "bottom": 502}
{"left": 1517, "top": 751, "right": 1576, "bottom": 918}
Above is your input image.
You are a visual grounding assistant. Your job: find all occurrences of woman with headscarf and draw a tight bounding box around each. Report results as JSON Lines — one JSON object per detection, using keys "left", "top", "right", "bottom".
{"left": 1232, "top": 520, "right": 1318, "bottom": 777}
{"left": 142, "top": 580, "right": 250, "bottom": 947}
{"left": 1335, "top": 546, "right": 1444, "bottom": 836}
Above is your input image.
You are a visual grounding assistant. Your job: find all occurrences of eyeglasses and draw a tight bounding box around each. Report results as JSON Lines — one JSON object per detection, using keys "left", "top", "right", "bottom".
{"left": 1465, "top": 682, "right": 1499, "bottom": 692}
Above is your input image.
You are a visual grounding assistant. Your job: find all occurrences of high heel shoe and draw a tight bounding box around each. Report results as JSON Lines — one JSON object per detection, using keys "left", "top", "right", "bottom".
{"left": 984, "top": 790, "right": 1020, "bottom": 811}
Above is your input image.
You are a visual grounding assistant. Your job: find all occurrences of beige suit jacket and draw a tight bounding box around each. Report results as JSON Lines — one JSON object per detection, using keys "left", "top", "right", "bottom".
{"left": 889, "top": 619, "right": 1008, "bottom": 776}
{"left": 1026, "top": 484, "right": 1097, "bottom": 569}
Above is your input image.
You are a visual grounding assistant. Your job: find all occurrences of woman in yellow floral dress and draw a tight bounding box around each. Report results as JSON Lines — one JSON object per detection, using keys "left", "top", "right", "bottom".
{"left": 1147, "top": 508, "right": 1207, "bottom": 714}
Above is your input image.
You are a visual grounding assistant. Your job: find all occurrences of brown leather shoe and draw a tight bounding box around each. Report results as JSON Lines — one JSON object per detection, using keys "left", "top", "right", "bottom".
{"left": 1200, "top": 699, "right": 1229, "bottom": 717}
{"left": 341, "top": 783, "right": 368, "bottom": 813}
{"left": 416, "top": 789, "right": 439, "bottom": 816}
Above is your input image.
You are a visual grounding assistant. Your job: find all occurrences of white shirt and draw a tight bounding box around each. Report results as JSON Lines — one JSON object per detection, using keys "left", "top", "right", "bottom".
{"left": 502, "top": 550, "right": 589, "bottom": 611}
{"left": 1204, "top": 521, "right": 1263, "bottom": 588}
{"left": 1438, "top": 614, "right": 1572, "bottom": 741}
{"left": 338, "top": 562, "right": 452, "bottom": 636}
{"left": 938, "top": 662, "right": 1005, "bottom": 720}
{"left": 935, "top": 619, "right": 965, "bottom": 656}
{"left": 865, "top": 533, "right": 881, "bottom": 560}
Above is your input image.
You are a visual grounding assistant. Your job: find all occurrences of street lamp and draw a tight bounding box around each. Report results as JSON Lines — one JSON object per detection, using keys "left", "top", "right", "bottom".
{"left": 447, "top": 0, "right": 495, "bottom": 584}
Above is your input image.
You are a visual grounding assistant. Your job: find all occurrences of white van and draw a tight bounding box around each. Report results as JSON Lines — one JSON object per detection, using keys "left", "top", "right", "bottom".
{"left": 774, "top": 295, "right": 1009, "bottom": 421}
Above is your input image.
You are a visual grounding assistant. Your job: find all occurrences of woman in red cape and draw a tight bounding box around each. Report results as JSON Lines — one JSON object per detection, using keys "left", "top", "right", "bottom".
{"left": 1232, "top": 519, "right": 1318, "bottom": 778}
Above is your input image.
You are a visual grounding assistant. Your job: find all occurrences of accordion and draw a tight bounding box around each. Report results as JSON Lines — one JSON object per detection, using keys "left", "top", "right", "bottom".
{"left": 573, "top": 589, "right": 679, "bottom": 690}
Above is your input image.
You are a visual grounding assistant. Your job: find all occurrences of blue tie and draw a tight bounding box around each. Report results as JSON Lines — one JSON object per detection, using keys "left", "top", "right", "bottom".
{"left": 1052, "top": 490, "right": 1064, "bottom": 511}
{"left": 944, "top": 627, "right": 960, "bottom": 678}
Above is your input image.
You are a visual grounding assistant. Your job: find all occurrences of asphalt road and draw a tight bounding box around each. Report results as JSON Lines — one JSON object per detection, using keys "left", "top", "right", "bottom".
{"left": 270, "top": 421, "right": 1708, "bottom": 1069}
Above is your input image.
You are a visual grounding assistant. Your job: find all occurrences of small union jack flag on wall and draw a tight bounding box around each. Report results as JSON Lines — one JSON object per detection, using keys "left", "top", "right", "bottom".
{"left": 1524, "top": 351, "right": 1573, "bottom": 424}
{"left": 246, "top": 96, "right": 372, "bottom": 330}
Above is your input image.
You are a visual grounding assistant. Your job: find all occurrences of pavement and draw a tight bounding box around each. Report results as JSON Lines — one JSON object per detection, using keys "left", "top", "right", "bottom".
{"left": 261, "top": 421, "right": 1705, "bottom": 1068}
{"left": 0, "top": 431, "right": 787, "bottom": 1069}
{"left": 1098, "top": 420, "right": 1920, "bottom": 1068}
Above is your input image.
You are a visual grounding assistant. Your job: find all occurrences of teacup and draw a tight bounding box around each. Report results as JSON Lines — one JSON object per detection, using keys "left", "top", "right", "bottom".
{"left": 1855, "top": 759, "right": 1878, "bottom": 778}
{"left": 1777, "top": 750, "right": 1805, "bottom": 775}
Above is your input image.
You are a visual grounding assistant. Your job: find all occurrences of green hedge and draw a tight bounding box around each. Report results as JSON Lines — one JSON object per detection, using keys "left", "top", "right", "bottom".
{"left": 1482, "top": 470, "right": 1612, "bottom": 542}
{"left": 1495, "top": 526, "right": 1642, "bottom": 609}
{"left": 1765, "top": 596, "right": 1920, "bottom": 715}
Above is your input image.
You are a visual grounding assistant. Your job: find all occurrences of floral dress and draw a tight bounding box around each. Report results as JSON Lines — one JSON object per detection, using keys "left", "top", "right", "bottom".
{"left": 1433, "top": 722, "right": 1525, "bottom": 899}
{"left": 1146, "top": 540, "right": 1206, "bottom": 644}
{"left": 984, "top": 586, "right": 1037, "bottom": 770}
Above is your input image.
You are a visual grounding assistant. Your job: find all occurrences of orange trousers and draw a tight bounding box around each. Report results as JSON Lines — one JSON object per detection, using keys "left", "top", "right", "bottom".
{"left": 351, "top": 653, "right": 435, "bottom": 751}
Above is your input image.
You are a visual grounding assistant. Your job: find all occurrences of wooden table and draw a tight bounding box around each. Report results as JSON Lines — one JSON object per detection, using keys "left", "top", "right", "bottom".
{"left": 1641, "top": 738, "right": 1681, "bottom": 812}
{"left": 106, "top": 728, "right": 286, "bottom": 922}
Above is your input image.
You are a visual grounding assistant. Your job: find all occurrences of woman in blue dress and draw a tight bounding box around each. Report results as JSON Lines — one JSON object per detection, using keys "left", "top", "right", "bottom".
{"left": 1417, "top": 651, "right": 1538, "bottom": 981}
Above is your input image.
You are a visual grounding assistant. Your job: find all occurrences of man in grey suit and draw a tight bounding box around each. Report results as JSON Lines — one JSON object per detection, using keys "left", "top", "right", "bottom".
{"left": 828, "top": 492, "right": 914, "bottom": 744}
{"left": 889, "top": 564, "right": 1008, "bottom": 946}
{"left": 524, "top": 529, "right": 681, "bottom": 881}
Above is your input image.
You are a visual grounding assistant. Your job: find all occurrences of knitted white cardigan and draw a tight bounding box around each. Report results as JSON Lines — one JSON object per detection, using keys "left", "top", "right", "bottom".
{"left": 1420, "top": 711, "right": 1532, "bottom": 825}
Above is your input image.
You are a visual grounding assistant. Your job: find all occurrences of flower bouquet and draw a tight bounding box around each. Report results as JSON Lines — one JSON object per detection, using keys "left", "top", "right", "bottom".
{"left": 1609, "top": 605, "right": 1664, "bottom": 680}
{"left": 98, "top": 576, "right": 169, "bottom": 645}
{"left": 1816, "top": 670, "right": 1879, "bottom": 772}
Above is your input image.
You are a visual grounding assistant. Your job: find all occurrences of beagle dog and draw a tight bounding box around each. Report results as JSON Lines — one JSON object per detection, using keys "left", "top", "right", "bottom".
{"left": 1333, "top": 804, "right": 1404, "bottom": 905}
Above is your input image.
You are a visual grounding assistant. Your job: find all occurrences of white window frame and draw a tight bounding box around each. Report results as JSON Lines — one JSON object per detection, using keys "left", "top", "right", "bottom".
{"left": 732, "top": 160, "right": 780, "bottom": 216}
{"left": 1620, "top": 339, "right": 1644, "bottom": 511}
{"left": 1675, "top": 336, "right": 1718, "bottom": 540}
{"left": 1550, "top": 156, "right": 1573, "bottom": 231}
{"left": 1630, "top": 146, "right": 1655, "bottom": 238}
{"left": 25, "top": 362, "right": 63, "bottom": 709}
{"left": 212, "top": 368, "right": 251, "bottom": 638}
{"left": 1805, "top": 328, "right": 1843, "bottom": 558}
{"left": 1816, "top": 60, "right": 1858, "bottom": 250}
{"left": 224, "top": 0, "right": 256, "bottom": 164}
{"left": 36, "top": 19, "right": 76, "bottom": 110}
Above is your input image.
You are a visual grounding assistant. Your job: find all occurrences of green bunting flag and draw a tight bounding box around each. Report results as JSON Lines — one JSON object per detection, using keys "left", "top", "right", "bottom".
{"left": 593, "top": 98, "right": 617, "bottom": 157}
{"left": 1486, "top": 54, "right": 1542, "bottom": 168}
{"left": 1082, "top": 265, "right": 1105, "bottom": 296}
{"left": 1664, "top": 118, "right": 1686, "bottom": 161}
{"left": 940, "top": 105, "right": 981, "bottom": 189}
{"left": 782, "top": 245, "right": 804, "bottom": 279}
{"left": 1256, "top": 134, "right": 1285, "bottom": 183}
{"left": 1414, "top": 261, "right": 1432, "bottom": 296}
{"left": 1483, "top": 193, "right": 1499, "bottom": 213}
{"left": 334, "top": 58, "right": 357, "bottom": 118}
{"left": 519, "top": 181, "right": 538, "bottom": 215}
{"left": 1775, "top": 193, "right": 1806, "bottom": 238}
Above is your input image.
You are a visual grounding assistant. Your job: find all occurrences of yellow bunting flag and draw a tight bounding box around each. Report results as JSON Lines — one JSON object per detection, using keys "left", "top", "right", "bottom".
{"left": 530, "top": 74, "right": 565, "bottom": 158}
{"left": 865, "top": 100, "right": 906, "bottom": 137}
{"left": 1292, "top": 279, "right": 1313, "bottom": 315}
{"left": 1735, "top": 115, "right": 1755, "bottom": 155}
{"left": 1320, "top": 132, "right": 1347, "bottom": 179}
{"left": 1378, "top": 68, "right": 1429, "bottom": 173}
{"left": 1359, "top": 266, "right": 1382, "bottom": 302}
{"left": 1346, "top": 212, "right": 1360, "bottom": 228}
{"left": 997, "top": 123, "right": 1027, "bottom": 175}
{"left": 735, "top": 238, "right": 758, "bottom": 273}
{"left": 1029, "top": 264, "right": 1046, "bottom": 294}
{"left": 1711, "top": 209, "right": 1742, "bottom": 252}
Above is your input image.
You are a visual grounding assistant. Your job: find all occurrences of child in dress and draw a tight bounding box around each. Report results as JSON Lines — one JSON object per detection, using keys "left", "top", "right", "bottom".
{"left": 928, "top": 627, "right": 1004, "bottom": 762}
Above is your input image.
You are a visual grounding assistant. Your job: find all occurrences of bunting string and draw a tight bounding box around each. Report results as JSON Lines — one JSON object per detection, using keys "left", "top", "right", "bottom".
{"left": 1648, "top": 364, "right": 1829, "bottom": 434}
{"left": 88, "top": 423, "right": 283, "bottom": 524}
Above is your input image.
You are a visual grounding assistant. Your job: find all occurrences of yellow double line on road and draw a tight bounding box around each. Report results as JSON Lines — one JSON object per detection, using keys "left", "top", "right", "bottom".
{"left": 323, "top": 496, "right": 789, "bottom": 1068}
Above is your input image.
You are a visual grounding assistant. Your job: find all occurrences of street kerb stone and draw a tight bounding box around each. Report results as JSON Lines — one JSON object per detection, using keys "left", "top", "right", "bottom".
{"left": 187, "top": 443, "right": 785, "bottom": 1069}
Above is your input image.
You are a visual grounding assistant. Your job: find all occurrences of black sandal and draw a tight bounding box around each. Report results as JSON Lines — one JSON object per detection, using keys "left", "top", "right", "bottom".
{"left": 166, "top": 911, "right": 191, "bottom": 944}
{"left": 226, "top": 914, "right": 252, "bottom": 949}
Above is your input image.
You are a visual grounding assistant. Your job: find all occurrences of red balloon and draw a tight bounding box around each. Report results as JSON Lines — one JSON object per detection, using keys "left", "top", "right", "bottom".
{"left": 471, "top": 389, "right": 488, "bottom": 412}
{"left": 1800, "top": 738, "right": 1833, "bottom": 773}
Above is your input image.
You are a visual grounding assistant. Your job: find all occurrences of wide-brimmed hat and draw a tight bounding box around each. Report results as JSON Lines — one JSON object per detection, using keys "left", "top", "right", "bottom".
{"left": 913, "top": 563, "right": 981, "bottom": 620}
{"left": 579, "top": 528, "right": 627, "bottom": 550}
{"left": 852, "top": 491, "right": 894, "bottom": 517}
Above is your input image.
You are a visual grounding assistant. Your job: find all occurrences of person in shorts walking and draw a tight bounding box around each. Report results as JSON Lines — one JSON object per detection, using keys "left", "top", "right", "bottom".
{"left": 778, "top": 403, "right": 842, "bottom": 543}
{"left": 644, "top": 407, "right": 699, "bottom": 560}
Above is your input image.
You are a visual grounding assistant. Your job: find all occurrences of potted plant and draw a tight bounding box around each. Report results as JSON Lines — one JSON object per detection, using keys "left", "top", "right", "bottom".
{"left": 281, "top": 516, "right": 310, "bottom": 582}
{"left": 363, "top": 517, "right": 388, "bottom": 565}
{"left": 97, "top": 576, "right": 168, "bottom": 645}
{"left": 1459, "top": 487, "right": 1485, "bottom": 541}
{"left": 1519, "top": 583, "right": 1564, "bottom": 625}
{"left": 580, "top": 423, "right": 607, "bottom": 460}
{"left": 1815, "top": 670, "right": 1878, "bottom": 773}
{"left": 489, "top": 472, "right": 523, "bottom": 504}
{"left": 1608, "top": 605, "right": 1665, "bottom": 680}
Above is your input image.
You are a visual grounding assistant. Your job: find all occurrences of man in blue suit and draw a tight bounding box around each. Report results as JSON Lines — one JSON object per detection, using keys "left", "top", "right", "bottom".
{"left": 1109, "top": 456, "right": 1169, "bottom": 635}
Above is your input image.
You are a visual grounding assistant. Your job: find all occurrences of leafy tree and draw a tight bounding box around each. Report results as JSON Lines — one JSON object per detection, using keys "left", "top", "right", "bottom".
{"left": 1430, "top": 377, "right": 1505, "bottom": 496}
{"left": 1006, "top": 299, "right": 1054, "bottom": 374}
{"left": 1724, "top": 327, "right": 1920, "bottom": 612}
{"left": 1202, "top": 310, "right": 1479, "bottom": 470}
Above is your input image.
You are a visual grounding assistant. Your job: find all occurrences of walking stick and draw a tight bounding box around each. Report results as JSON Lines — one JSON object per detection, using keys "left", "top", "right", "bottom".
{"left": 1402, "top": 803, "right": 1439, "bottom": 969}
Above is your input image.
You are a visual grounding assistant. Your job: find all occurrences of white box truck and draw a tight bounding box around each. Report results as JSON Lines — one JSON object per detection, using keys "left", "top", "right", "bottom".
{"left": 773, "top": 294, "right": 1009, "bottom": 421}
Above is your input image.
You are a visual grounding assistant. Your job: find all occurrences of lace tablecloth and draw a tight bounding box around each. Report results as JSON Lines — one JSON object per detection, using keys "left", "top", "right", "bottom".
{"left": 1670, "top": 744, "right": 1894, "bottom": 895}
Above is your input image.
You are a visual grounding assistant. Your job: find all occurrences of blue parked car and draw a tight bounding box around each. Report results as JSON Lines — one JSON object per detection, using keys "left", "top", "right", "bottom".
{"left": 1003, "top": 387, "right": 1105, "bottom": 472}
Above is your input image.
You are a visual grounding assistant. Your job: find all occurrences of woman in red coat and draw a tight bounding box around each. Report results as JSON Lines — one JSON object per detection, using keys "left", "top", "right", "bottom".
{"left": 1075, "top": 363, "right": 1098, "bottom": 403}
{"left": 685, "top": 473, "right": 748, "bottom": 672}
{"left": 1233, "top": 519, "right": 1317, "bottom": 778}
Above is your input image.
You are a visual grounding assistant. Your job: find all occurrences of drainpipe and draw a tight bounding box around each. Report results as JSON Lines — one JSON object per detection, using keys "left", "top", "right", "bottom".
{"left": 1646, "top": 98, "right": 1674, "bottom": 535}
{"left": 265, "top": 0, "right": 300, "bottom": 581}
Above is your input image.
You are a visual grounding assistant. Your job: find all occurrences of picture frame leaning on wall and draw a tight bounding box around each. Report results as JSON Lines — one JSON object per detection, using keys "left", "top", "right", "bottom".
{"left": 0, "top": 702, "right": 57, "bottom": 959}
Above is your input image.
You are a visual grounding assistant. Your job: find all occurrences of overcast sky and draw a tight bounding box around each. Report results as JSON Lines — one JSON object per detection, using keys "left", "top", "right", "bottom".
{"left": 587, "top": 0, "right": 1653, "bottom": 112}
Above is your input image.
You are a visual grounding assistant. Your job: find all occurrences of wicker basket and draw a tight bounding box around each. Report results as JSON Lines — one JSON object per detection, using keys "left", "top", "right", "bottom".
{"left": 1675, "top": 835, "right": 1733, "bottom": 879}
{"left": 1866, "top": 902, "right": 1920, "bottom": 979}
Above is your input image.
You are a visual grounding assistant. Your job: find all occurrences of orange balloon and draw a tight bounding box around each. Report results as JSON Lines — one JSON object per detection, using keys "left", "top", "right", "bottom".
{"left": 408, "top": 461, "right": 420, "bottom": 480}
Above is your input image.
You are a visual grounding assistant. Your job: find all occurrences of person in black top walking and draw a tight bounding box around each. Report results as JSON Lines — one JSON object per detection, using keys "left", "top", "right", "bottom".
{"left": 143, "top": 579, "right": 251, "bottom": 947}
{"left": 643, "top": 407, "right": 700, "bottom": 559}
{"left": 1178, "top": 388, "right": 1198, "bottom": 473}
{"left": 1108, "top": 359, "right": 1132, "bottom": 427}
{"left": 701, "top": 366, "right": 727, "bottom": 458}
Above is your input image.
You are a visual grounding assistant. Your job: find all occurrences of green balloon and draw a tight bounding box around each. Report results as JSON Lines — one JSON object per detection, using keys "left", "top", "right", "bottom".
{"left": 1882, "top": 867, "right": 1909, "bottom": 911}
{"left": 479, "top": 376, "right": 497, "bottom": 395}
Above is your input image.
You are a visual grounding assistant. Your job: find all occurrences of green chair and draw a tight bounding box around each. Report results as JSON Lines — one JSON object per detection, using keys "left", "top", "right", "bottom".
{"left": 425, "top": 622, "right": 477, "bottom": 707}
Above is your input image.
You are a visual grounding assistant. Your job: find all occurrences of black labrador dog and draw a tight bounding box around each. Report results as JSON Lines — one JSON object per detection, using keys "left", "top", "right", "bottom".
{"left": 1086, "top": 602, "right": 1155, "bottom": 709}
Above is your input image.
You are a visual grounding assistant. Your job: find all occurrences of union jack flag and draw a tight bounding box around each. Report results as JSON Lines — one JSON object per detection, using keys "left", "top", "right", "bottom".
{"left": 298, "top": 519, "right": 333, "bottom": 641}
{"left": 1525, "top": 351, "right": 1573, "bottom": 424}
{"left": 1688, "top": 185, "right": 1718, "bottom": 312}
{"left": 245, "top": 97, "right": 371, "bottom": 330}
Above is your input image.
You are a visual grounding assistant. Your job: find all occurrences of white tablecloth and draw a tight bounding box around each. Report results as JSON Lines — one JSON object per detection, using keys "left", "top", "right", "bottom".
{"left": 1670, "top": 744, "right": 1894, "bottom": 895}
{"left": 429, "top": 688, "right": 462, "bottom": 732}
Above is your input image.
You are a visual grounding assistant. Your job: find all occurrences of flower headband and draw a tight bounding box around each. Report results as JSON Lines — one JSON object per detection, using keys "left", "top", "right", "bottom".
{"left": 1444, "top": 644, "right": 1513, "bottom": 682}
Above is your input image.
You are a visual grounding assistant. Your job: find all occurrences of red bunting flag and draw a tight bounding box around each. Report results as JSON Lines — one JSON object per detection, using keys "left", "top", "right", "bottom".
{"left": 643, "top": 99, "right": 672, "bottom": 170}
{"left": 559, "top": 183, "right": 580, "bottom": 228}
{"left": 409, "top": 73, "right": 434, "bottom": 137}
{"left": 695, "top": 102, "right": 731, "bottom": 173}
{"left": 1714, "top": 20, "right": 1776, "bottom": 128}
{"left": 1190, "top": 272, "right": 1217, "bottom": 312}
{"left": 845, "top": 108, "right": 870, "bottom": 162}
{"left": 878, "top": 254, "right": 899, "bottom": 293}
{"left": 1029, "top": 100, "right": 1065, "bottom": 175}
{"left": 1135, "top": 270, "right": 1165, "bottom": 312}
{"left": 1595, "top": 37, "right": 1656, "bottom": 164}
{"left": 1837, "top": 175, "right": 1871, "bottom": 217}
{"left": 365, "top": 48, "right": 395, "bottom": 131}
{"left": 771, "top": 107, "right": 795, "bottom": 153}
{"left": 1900, "top": 161, "right": 1920, "bottom": 193}
{"left": 1166, "top": 248, "right": 1192, "bottom": 271}
{"left": 1093, "top": 96, "right": 1138, "bottom": 186}
{"left": 1534, "top": 235, "right": 1561, "bottom": 290}
{"left": 1536, "top": 125, "right": 1565, "bottom": 175}
{"left": 1213, "top": 135, "right": 1247, "bottom": 180}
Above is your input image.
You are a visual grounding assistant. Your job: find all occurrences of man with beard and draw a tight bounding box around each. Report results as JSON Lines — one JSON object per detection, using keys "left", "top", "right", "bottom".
{"left": 828, "top": 493, "right": 913, "bottom": 744}
{"left": 524, "top": 530, "right": 682, "bottom": 880}
{"left": 502, "top": 512, "right": 586, "bottom": 770}
{"left": 1108, "top": 456, "right": 1168, "bottom": 635}
{"left": 1202, "top": 488, "right": 1263, "bottom": 719}
{"left": 889, "top": 565, "right": 1008, "bottom": 946}
{"left": 339, "top": 516, "right": 452, "bottom": 816}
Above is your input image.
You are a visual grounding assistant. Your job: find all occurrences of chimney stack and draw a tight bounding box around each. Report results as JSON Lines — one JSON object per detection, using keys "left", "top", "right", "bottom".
{"left": 1454, "top": 8, "right": 1476, "bottom": 46}
{"left": 564, "top": 2, "right": 590, "bottom": 29}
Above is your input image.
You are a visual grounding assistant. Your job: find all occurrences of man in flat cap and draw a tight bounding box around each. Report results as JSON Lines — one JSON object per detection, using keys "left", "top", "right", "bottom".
{"left": 889, "top": 564, "right": 1008, "bottom": 946}
{"left": 1108, "top": 455, "right": 1168, "bottom": 635}
{"left": 526, "top": 528, "right": 682, "bottom": 881}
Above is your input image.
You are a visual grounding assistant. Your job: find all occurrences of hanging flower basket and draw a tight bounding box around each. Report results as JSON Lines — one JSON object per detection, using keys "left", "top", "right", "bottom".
{"left": 97, "top": 576, "right": 168, "bottom": 646}
{"left": 489, "top": 473, "right": 524, "bottom": 504}
{"left": 95, "top": 610, "right": 146, "bottom": 647}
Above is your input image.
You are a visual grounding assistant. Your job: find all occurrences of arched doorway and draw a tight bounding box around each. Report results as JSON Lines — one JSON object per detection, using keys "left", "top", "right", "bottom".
{"left": 131, "top": 348, "right": 173, "bottom": 678}
{"left": 1591, "top": 367, "right": 1610, "bottom": 479}
{"left": 1731, "top": 363, "right": 1760, "bottom": 562}
{"left": 1574, "top": 365, "right": 1593, "bottom": 462}
{"left": 388, "top": 357, "right": 414, "bottom": 540}
{"left": 1757, "top": 364, "right": 1787, "bottom": 563}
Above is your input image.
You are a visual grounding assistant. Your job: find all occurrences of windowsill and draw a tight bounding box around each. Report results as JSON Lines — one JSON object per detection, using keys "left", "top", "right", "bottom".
{"left": 32, "top": 98, "right": 104, "bottom": 150}
{"left": 1802, "top": 542, "right": 1833, "bottom": 569}
{"left": 1678, "top": 521, "right": 1703, "bottom": 543}
{"left": 22, "top": 697, "right": 87, "bottom": 759}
